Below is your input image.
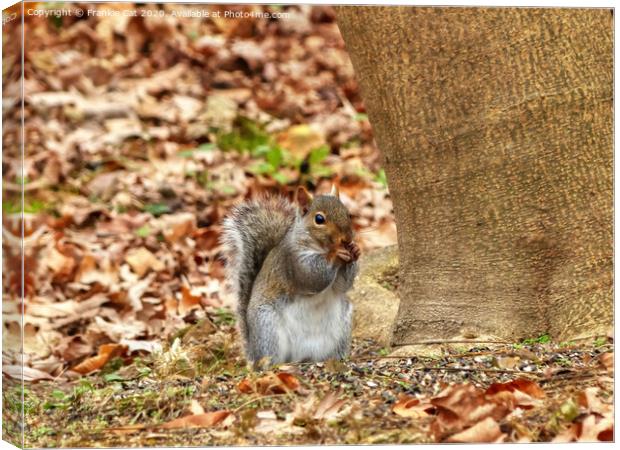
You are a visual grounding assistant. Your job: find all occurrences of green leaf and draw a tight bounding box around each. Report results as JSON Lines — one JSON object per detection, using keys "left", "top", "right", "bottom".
{"left": 143, "top": 203, "right": 171, "bottom": 217}
{"left": 250, "top": 144, "right": 272, "bottom": 158}
{"left": 213, "top": 308, "right": 236, "bottom": 325}
{"left": 248, "top": 162, "right": 275, "bottom": 175}
{"left": 217, "top": 117, "right": 271, "bottom": 154}
{"left": 266, "top": 147, "right": 283, "bottom": 168}
{"left": 308, "top": 145, "right": 330, "bottom": 165}
{"left": 594, "top": 337, "right": 607, "bottom": 347}
{"left": 558, "top": 399, "right": 579, "bottom": 422}
{"left": 354, "top": 112, "right": 368, "bottom": 121}
{"left": 24, "top": 200, "right": 47, "bottom": 214}
{"left": 179, "top": 143, "right": 215, "bottom": 158}
{"left": 51, "top": 390, "right": 67, "bottom": 400}
{"left": 521, "top": 333, "right": 551, "bottom": 346}
{"left": 272, "top": 172, "right": 291, "bottom": 185}
{"left": 538, "top": 334, "right": 551, "bottom": 344}
{"left": 375, "top": 169, "right": 388, "bottom": 188}
{"left": 135, "top": 225, "right": 151, "bottom": 238}
{"left": 178, "top": 150, "right": 195, "bottom": 158}
{"left": 2, "top": 201, "right": 20, "bottom": 214}
{"left": 219, "top": 185, "right": 237, "bottom": 196}
{"left": 198, "top": 143, "right": 216, "bottom": 152}
{"left": 310, "top": 165, "right": 334, "bottom": 178}
{"left": 103, "top": 373, "right": 124, "bottom": 383}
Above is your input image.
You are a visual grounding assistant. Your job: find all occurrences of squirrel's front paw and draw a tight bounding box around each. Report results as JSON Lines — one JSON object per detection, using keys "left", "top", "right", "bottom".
{"left": 346, "top": 241, "right": 361, "bottom": 262}
{"left": 336, "top": 248, "right": 352, "bottom": 262}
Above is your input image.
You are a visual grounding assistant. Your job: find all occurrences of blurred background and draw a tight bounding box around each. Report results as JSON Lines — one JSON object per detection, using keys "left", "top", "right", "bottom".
{"left": 3, "top": 3, "right": 396, "bottom": 380}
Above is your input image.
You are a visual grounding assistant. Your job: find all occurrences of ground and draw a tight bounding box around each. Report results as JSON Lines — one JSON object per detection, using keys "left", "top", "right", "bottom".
{"left": 5, "top": 323, "right": 614, "bottom": 447}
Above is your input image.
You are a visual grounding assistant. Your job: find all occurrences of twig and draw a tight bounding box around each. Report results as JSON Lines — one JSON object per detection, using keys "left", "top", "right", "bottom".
{"left": 539, "top": 368, "right": 608, "bottom": 384}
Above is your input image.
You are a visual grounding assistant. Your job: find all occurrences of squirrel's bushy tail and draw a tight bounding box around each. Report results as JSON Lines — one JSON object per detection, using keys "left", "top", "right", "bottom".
{"left": 220, "top": 196, "right": 296, "bottom": 341}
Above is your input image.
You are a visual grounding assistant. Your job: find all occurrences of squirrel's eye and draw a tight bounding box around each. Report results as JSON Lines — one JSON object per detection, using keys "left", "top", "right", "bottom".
{"left": 314, "top": 213, "right": 326, "bottom": 225}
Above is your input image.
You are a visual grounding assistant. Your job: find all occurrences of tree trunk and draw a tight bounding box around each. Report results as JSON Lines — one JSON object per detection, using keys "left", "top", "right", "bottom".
{"left": 336, "top": 7, "right": 612, "bottom": 344}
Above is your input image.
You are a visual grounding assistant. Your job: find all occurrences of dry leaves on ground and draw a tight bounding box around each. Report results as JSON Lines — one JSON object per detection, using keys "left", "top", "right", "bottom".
{"left": 3, "top": 4, "right": 396, "bottom": 382}
{"left": 393, "top": 378, "right": 548, "bottom": 443}
{"left": 238, "top": 372, "right": 301, "bottom": 395}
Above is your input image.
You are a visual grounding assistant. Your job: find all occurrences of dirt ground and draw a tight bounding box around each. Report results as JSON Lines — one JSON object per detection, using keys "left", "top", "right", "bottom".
{"left": 5, "top": 322, "right": 614, "bottom": 447}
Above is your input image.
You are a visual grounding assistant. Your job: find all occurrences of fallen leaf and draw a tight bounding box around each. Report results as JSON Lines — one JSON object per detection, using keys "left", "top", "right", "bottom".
{"left": 3, "top": 365, "right": 54, "bottom": 381}
{"left": 554, "top": 414, "right": 614, "bottom": 442}
{"left": 429, "top": 381, "right": 531, "bottom": 441}
{"left": 72, "top": 343, "right": 128, "bottom": 375}
{"left": 277, "top": 124, "right": 326, "bottom": 159}
{"left": 392, "top": 395, "right": 433, "bottom": 419}
{"left": 125, "top": 247, "right": 165, "bottom": 277}
{"left": 314, "top": 391, "right": 346, "bottom": 420}
{"left": 445, "top": 417, "right": 507, "bottom": 443}
{"left": 239, "top": 372, "right": 301, "bottom": 395}
{"left": 237, "top": 379, "right": 254, "bottom": 394}
{"left": 577, "top": 387, "right": 612, "bottom": 416}
{"left": 486, "top": 378, "right": 545, "bottom": 399}
{"left": 46, "top": 247, "right": 76, "bottom": 279}
{"left": 160, "top": 411, "right": 231, "bottom": 429}
{"left": 179, "top": 284, "right": 202, "bottom": 315}
{"left": 162, "top": 213, "right": 196, "bottom": 243}
{"left": 599, "top": 352, "right": 613, "bottom": 372}
{"left": 485, "top": 378, "right": 545, "bottom": 409}
{"left": 276, "top": 372, "right": 300, "bottom": 390}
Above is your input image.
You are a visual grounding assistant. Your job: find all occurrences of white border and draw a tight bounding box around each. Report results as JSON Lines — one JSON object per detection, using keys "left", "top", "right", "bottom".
{"left": 0, "top": 1, "right": 616, "bottom": 450}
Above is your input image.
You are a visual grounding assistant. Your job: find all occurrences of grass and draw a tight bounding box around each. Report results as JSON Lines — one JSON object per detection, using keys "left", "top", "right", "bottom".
{"left": 9, "top": 318, "right": 614, "bottom": 447}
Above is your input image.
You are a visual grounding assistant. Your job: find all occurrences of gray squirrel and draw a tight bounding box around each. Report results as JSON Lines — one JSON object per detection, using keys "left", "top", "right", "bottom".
{"left": 221, "top": 185, "right": 360, "bottom": 367}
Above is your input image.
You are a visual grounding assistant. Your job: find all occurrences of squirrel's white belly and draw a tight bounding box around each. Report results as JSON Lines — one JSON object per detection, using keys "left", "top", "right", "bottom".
{"left": 277, "top": 287, "right": 350, "bottom": 363}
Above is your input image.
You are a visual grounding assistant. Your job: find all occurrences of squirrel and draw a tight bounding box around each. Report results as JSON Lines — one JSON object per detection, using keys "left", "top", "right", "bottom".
{"left": 221, "top": 185, "right": 360, "bottom": 367}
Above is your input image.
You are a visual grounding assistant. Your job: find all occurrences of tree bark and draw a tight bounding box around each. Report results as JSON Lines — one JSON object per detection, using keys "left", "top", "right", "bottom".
{"left": 336, "top": 7, "right": 612, "bottom": 344}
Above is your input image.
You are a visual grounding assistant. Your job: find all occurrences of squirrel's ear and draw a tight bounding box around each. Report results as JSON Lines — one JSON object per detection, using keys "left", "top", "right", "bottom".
{"left": 330, "top": 183, "right": 340, "bottom": 199}
{"left": 295, "top": 186, "right": 313, "bottom": 214}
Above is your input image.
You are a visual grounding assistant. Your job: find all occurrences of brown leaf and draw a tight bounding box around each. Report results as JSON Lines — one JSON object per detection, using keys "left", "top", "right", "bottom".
{"left": 179, "top": 285, "right": 202, "bottom": 316}
{"left": 162, "top": 213, "right": 196, "bottom": 243}
{"left": 71, "top": 343, "right": 128, "bottom": 375}
{"left": 160, "top": 411, "right": 231, "bottom": 429}
{"left": 485, "top": 378, "right": 545, "bottom": 399}
{"left": 125, "top": 247, "right": 165, "bottom": 277}
{"left": 392, "top": 395, "right": 433, "bottom": 419}
{"left": 240, "top": 372, "right": 301, "bottom": 395}
{"left": 237, "top": 379, "right": 254, "bottom": 394}
{"left": 580, "top": 415, "right": 614, "bottom": 442}
{"left": 577, "top": 387, "right": 612, "bottom": 416}
{"left": 554, "top": 414, "right": 614, "bottom": 442}
{"left": 599, "top": 352, "right": 613, "bottom": 372}
{"left": 276, "top": 124, "right": 326, "bottom": 159}
{"left": 445, "top": 417, "right": 507, "bottom": 443}
{"left": 3, "top": 365, "right": 54, "bottom": 381}
{"left": 276, "top": 372, "right": 300, "bottom": 390}
{"left": 75, "top": 253, "right": 118, "bottom": 286}
{"left": 314, "top": 391, "right": 346, "bottom": 420}
{"left": 430, "top": 383, "right": 513, "bottom": 441}
{"left": 46, "top": 247, "right": 76, "bottom": 279}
